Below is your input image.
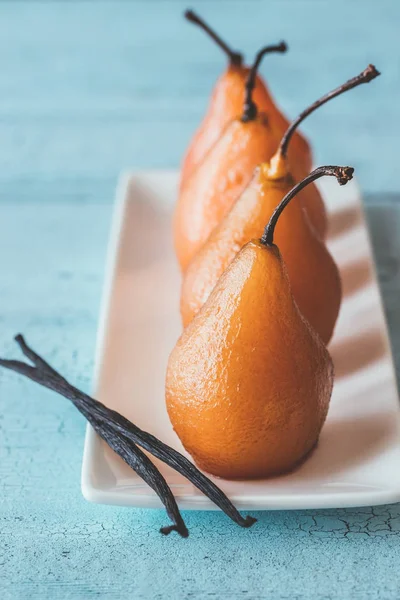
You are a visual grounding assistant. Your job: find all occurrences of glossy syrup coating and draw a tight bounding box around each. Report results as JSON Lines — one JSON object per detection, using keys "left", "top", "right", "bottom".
{"left": 167, "top": 240, "right": 334, "bottom": 480}
{"left": 181, "top": 157, "right": 341, "bottom": 344}
{"left": 179, "top": 63, "right": 312, "bottom": 192}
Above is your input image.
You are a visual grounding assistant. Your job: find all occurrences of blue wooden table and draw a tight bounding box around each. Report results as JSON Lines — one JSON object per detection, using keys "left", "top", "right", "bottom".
{"left": 1, "top": 2, "right": 400, "bottom": 598}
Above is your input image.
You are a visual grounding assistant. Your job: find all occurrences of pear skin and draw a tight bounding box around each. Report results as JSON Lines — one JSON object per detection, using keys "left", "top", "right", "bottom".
{"left": 167, "top": 240, "right": 334, "bottom": 479}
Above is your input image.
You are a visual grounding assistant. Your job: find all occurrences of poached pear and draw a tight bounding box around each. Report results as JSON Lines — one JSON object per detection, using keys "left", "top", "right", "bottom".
{"left": 175, "top": 41, "right": 289, "bottom": 272}
{"left": 180, "top": 9, "right": 311, "bottom": 191}
{"left": 167, "top": 167, "right": 353, "bottom": 479}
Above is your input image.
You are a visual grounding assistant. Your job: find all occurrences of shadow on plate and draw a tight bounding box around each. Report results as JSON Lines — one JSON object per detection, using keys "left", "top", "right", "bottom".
{"left": 120, "top": 188, "right": 172, "bottom": 270}
{"left": 328, "top": 206, "right": 361, "bottom": 240}
{"left": 330, "top": 327, "right": 386, "bottom": 378}
{"left": 340, "top": 257, "right": 372, "bottom": 297}
{"left": 295, "top": 412, "right": 397, "bottom": 481}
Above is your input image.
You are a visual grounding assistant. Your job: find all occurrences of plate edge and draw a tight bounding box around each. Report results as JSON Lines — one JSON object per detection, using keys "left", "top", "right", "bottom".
{"left": 81, "top": 171, "right": 131, "bottom": 498}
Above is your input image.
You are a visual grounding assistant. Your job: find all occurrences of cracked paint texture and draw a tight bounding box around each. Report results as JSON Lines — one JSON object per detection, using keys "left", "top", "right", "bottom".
{"left": 1, "top": 1, "right": 400, "bottom": 598}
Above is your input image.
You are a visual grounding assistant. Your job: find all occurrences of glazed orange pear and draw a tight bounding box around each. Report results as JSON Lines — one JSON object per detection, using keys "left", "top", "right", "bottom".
{"left": 166, "top": 168, "right": 352, "bottom": 479}
{"left": 180, "top": 9, "right": 311, "bottom": 191}
{"left": 175, "top": 41, "right": 288, "bottom": 271}
{"left": 181, "top": 165, "right": 354, "bottom": 344}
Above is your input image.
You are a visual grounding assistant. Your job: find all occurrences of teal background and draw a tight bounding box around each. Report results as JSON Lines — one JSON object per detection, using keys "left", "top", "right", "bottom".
{"left": 1, "top": 1, "right": 400, "bottom": 599}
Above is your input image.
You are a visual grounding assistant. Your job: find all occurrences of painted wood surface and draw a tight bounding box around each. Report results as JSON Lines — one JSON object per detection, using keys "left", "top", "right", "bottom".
{"left": 1, "top": 2, "right": 400, "bottom": 599}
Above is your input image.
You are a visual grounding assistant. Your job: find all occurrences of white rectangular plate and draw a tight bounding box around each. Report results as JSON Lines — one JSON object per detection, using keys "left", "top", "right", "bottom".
{"left": 81, "top": 170, "right": 400, "bottom": 510}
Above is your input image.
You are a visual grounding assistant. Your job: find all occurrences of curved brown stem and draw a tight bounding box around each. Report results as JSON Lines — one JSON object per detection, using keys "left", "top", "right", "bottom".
{"left": 185, "top": 9, "right": 243, "bottom": 66}
{"left": 261, "top": 166, "right": 354, "bottom": 246}
{"left": 242, "top": 41, "right": 288, "bottom": 122}
{"left": 279, "top": 64, "right": 380, "bottom": 158}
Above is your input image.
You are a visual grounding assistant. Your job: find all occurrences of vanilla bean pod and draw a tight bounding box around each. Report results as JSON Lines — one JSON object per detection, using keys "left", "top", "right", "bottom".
{"left": 79, "top": 411, "right": 188, "bottom": 538}
{"left": 0, "top": 335, "right": 256, "bottom": 530}
{"left": 0, "top": 337, "right": 188, "bottom": 538}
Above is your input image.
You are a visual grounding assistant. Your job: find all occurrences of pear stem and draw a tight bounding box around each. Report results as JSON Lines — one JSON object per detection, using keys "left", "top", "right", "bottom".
{"left": 242, "top": 42, "right": 288, "bottom": 122}
{"left": 184, "top": 9, "right": 243, "bottom": 66}
{"left": 279, "top": 64, "right": 380, "bottom": 158}
{"left": 261, "top": 166, "right": 354, "bottom": 246}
